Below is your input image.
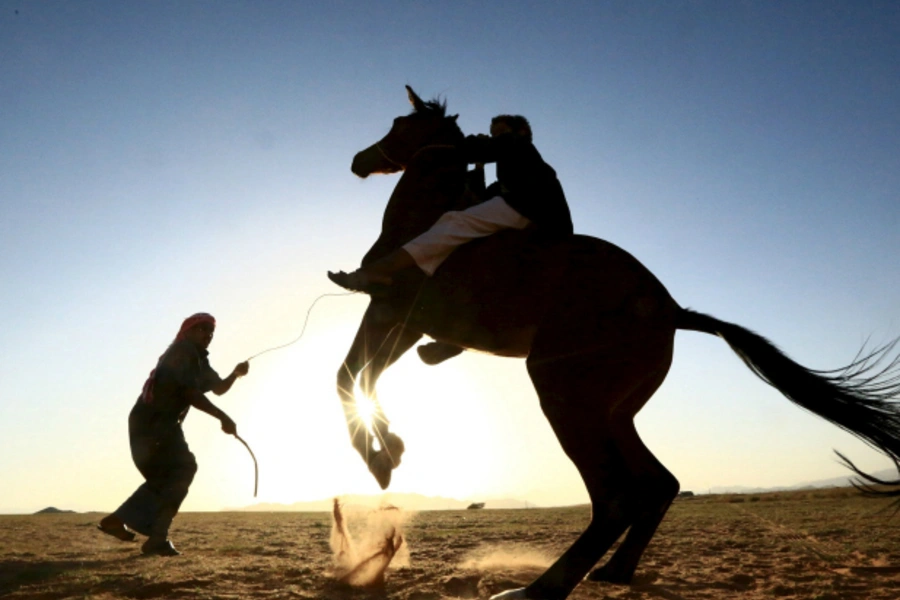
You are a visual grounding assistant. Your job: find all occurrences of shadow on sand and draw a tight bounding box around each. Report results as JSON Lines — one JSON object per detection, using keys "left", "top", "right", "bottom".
{"left": 0, "top": 557, "right": 214, "bottom": 599}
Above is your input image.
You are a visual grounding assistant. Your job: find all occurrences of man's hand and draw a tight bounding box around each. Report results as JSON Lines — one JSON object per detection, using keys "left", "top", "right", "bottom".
{"left": 220, "top": 414, "right": 237, "bottom": 435}
{"left": 233, "top": 361, "right": 250, "bottom": 378}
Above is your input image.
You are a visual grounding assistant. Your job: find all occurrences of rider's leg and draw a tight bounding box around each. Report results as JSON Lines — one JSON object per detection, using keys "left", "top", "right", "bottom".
{"left": 328, "top": 197, "right": 529, "bottom": 292}
{"left": 328, "top": 247, "right": 415, "bottom": 290}
{"left": 403, "top": 196, "right": 530, "bottom": 275}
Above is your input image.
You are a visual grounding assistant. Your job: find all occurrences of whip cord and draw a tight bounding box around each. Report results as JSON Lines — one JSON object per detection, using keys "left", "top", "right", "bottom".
{"left": 233, "top": 433, "right": 258, "bottom": 497}
{"left": 245, "top": 292, "right": 356, "bottom": 362}
{"left": 233, "top": 290, "right": 355, "bottom": 497}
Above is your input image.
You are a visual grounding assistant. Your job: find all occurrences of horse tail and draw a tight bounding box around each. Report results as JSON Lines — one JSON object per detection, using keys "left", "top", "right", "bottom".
{"left": 676, "top": 307, "right": 900, "bottom": 500}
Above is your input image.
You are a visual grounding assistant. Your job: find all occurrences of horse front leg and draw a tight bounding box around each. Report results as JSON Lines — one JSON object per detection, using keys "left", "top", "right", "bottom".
{"left": 337, "top": 305, "right": 422, "bottom": 489}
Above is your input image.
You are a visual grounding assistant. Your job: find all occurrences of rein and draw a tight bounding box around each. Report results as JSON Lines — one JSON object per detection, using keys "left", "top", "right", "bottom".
{"left": 375, "top": 142, "right": 405, "bottom": 168}
{"left": 376, "top": 143, "right": 458, "bottom": 169}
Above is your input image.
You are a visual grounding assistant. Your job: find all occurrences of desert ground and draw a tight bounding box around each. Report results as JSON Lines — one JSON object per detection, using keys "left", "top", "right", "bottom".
{"left": 2, "top": 488, "right": 900, "bottom": 599}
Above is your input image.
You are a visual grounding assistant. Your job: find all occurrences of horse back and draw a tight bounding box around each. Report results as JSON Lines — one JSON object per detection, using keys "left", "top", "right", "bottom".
{"left": 402, "top": 231, "right": 677, "bottom": 356}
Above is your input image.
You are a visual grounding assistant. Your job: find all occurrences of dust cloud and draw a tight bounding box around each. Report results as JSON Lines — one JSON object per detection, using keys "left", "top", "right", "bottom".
{"left": 329, "top": 497, "right": 410, "bottom": 587}
{"left": 460, "top": 545, "right": 553, "bottom": 571}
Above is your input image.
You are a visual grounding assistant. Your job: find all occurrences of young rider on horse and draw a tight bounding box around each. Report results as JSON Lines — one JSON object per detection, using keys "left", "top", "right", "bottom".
{"left": 327, "top": 114, "right": 573, "bottom": 293}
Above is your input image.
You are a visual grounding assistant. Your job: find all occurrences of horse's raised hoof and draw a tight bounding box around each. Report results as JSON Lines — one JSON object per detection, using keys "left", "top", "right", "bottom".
{"left": 368, "top": 450, "right": 394, "bottom": 489}
{"left": 381, "top": 432, "right": 405, "bottom": 467}
{"left": 489, "top": 588, "right": 530, "bottom": 600}
{"left": 587, "top": 563, "right": 633, "bottom": 585}
{"left": 368, "top": 433, "right": 405, "bottom": 489}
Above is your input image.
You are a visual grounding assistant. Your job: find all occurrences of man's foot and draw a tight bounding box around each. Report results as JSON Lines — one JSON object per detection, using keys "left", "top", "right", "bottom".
{"left": 327, "top": 270, "right": 392, "bottom": 293}
{"left": 417, "top": 342, "right": 465, "bottom": 365}
{"left": 97, "top": 515, "right": 136, "bottom": 542}
{"left": 141, "top": 538, "right": 181, "bottom": 557}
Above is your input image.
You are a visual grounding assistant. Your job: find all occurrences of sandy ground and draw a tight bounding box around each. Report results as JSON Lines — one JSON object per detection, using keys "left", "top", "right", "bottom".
{"left": 2, "top": 488, "right": 900, "bottom": 599}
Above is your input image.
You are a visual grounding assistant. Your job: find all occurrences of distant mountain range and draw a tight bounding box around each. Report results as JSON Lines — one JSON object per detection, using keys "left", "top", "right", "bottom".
{"left": 229, "top": 469, "right": 899, "bottom": 512}
{"left": 706, "top": 468, "right": 895, "bottom": 495}
{"left": 34, "top": 506, "right": 76, "bottom": 514}
{"left": 22, "top": 470, "right": 894, "bottom": 516}
{"left": 227, "top": 493, "right": 538, "bottom": 513}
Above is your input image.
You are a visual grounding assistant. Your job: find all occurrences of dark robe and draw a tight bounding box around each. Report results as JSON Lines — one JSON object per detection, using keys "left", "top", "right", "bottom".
{"left": 113, "top": 340, "right": 223, "bottom": 537}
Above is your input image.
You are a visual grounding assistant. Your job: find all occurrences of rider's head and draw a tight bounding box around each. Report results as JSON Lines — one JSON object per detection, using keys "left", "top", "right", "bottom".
{"left": 490, "top": 115, "right": 532, "bottom": 142}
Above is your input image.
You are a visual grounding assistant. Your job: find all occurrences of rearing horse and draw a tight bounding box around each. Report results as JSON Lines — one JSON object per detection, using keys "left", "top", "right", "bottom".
{"left": 336, "top": 86, "right": 900, "bottom": 600}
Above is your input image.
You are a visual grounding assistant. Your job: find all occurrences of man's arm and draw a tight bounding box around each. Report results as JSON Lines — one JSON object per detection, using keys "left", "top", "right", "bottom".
{"left": 209, "top": 361, "right": 250, "bottom": 396}
{"left": 188, "top": 390, "right": 237, "bottom": 434}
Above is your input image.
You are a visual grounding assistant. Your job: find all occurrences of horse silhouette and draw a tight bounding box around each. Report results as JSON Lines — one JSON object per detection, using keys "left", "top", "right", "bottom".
{"left": 334, "top": 85, "right": 900, "bottom": 600}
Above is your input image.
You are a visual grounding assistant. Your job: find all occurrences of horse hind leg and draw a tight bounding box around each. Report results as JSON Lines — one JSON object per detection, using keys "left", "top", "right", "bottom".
{"left": 582, "top": 344, "right": 678, "bottom": 586}
{"left": 501, "top": 350, "right": 667, "bottom": 600}
{"left": 504, "top": 431, "right": 632, "bottom": 600}
{"left": 588, "top": 418, "right": 679, "bottom": 585}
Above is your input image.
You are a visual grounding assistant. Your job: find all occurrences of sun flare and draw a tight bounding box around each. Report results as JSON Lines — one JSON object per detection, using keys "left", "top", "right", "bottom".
{"left": 352, "top": 385, "right": 378, "bottom": 436}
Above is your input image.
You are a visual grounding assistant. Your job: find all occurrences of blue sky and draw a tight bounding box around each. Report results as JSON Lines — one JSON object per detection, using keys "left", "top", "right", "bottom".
{"left": 1, "top": 1, "right": 898, "bottom": 514}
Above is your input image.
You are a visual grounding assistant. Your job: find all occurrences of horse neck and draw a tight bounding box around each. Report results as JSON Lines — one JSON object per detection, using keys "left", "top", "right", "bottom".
{"left": 364, "top": 144, "right": 466, "bottom": 263}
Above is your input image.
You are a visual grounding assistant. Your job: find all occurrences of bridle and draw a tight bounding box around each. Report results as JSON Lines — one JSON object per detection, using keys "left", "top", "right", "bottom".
{"left": 375, "top": 142, "right": 457, "bottom": 170}
{"left": 375, "top": 142, "right": 406, "bottom": 169}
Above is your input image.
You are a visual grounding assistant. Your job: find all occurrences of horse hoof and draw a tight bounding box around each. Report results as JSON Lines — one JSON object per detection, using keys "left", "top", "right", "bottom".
{"left": 369, "top": 450, "right": 394, "bottom": 489}
{"left": 587, "top": 564, "right": 633, "bottom": 584}
{"left": 382, "top": 432, "right": 405, "bottom": 467}
{"left": 490, "top": 588, "right": 529, "bottom": 600}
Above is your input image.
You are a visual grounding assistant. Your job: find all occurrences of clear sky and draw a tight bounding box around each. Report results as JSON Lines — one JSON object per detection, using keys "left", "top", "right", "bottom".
{"left": 1, "top": 1, "right": 898, "bottom": 514}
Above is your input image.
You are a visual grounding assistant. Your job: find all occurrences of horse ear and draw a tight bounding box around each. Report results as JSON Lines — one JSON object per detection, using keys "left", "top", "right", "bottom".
{"left": 406, "top": 85, "right": 426, "bottom": 112}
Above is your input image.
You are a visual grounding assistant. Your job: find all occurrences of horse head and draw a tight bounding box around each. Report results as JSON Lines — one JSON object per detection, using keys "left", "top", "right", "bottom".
{"left": 351, "top": 85, "right": 462, "bottom": 178}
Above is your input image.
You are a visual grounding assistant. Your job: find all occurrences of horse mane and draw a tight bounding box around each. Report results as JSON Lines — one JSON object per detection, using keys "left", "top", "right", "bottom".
{"left": 411, "top": 96, "right": 447, "bottom": 117}
{"left": 410, "top": 96, "right": 464, "bottom": 142}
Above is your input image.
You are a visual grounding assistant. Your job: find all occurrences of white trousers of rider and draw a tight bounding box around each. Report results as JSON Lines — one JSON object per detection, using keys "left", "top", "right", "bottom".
{"left": 402, "top": 196, "right": 531, "bottom": 276}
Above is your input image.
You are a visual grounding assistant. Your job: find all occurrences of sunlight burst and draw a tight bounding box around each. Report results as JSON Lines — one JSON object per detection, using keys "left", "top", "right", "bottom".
{"left": 353, "top": 383, "right": 378, "bottom": 439}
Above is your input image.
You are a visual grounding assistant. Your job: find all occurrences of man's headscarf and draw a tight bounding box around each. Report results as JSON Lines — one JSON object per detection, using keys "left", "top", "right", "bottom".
{"left": 175, "top": 313, "right": 216, "bottom": 341}
{"left": 141, "top": 313, "right": 216, "bottom": 404}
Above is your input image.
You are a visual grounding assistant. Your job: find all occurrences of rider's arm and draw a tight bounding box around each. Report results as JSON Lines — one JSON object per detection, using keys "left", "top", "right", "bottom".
{"left": 462, "top": 134, "right": 500, "bottom": 165}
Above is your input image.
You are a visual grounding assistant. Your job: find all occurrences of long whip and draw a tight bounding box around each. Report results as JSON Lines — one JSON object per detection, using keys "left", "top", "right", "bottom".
{"left": 245, "top": 292, "right": 355, "bottom": 361}
{"left": 232, "top": 291, "right": 355, "bottom": 498}
{"left": 233, "top": 433, "right": 258, "bottom": 497}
